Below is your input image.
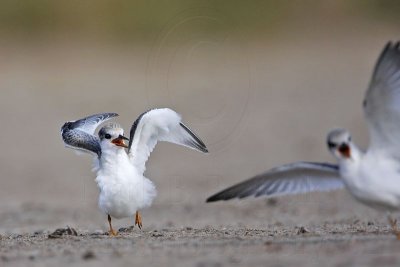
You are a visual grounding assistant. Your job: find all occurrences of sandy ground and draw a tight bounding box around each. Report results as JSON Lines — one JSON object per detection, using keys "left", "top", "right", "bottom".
{"left": 2, "top": 223, "right": 400, "bottom": 267}
{"left": 1, "top": 17, "right": 400, "bottom": 266}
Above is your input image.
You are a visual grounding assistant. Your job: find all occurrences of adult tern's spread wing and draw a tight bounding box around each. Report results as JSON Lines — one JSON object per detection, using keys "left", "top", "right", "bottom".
{"left": 364, "top": 42, "right": 400, "bottom": 155}
{"left": 206, "top": 162, "right": 344, "bottom": 202}
{"left": 61, "top": 113, "right": 118, "bottom": 157}
{"left": 128, "top": 108, "right": 208, "bottom": 174}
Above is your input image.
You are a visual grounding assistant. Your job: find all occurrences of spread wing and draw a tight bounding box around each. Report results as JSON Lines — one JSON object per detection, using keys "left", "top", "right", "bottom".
{"left": 61, "top": 112, "right": 118, "bottom": 157}
{"left": 364, "top": 41, "right": 400, "bottom": 156}
{"left": 128, "top": 108, "right": 208, "bottom": 174}
{"left": 206, "top": 162, "right": 344, "bottom": 202}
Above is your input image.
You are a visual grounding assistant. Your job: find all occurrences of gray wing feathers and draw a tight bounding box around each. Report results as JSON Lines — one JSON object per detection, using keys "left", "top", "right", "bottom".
{"left": 206, "top": 162, "right": 343, "bottom": 202}
{"left": 68, "top": 112, "right": 119, "bottom": 135}
{"left": 364, "top": 41, "right": 400, "bottom": 154}
{"left": 370, "top": 42, "right": 400, "bottom": 85}
{"left": 62, "top": 129, "right": 102, "bottom": 157}
{"left": 61, "top": 112, "right": 118, "bottom": 157}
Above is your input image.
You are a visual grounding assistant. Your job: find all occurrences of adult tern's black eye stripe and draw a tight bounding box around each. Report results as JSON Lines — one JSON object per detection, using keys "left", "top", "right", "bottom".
{"left": 105, "top": 134, "right": 111, "bottom": 139}
{"left": 328, "top": 142, "right": 336, "bottom": 149}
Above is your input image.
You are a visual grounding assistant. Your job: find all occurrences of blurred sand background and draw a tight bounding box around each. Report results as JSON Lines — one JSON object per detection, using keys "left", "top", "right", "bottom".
{"left": 1, "top": 1, "right": 400, "bottom": 266}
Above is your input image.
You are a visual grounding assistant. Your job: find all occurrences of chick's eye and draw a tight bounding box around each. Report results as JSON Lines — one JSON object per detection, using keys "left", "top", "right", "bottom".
{"left": 104, "top": 134, "right": 111, "bottom": 139}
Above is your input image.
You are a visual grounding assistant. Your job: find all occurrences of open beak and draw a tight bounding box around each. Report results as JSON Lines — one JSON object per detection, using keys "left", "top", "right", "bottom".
{"left": 338, "top": 143, "right": 351, "bottom": 159}
{"left": 111, "top": 135, "right": 129, "bottom": 148}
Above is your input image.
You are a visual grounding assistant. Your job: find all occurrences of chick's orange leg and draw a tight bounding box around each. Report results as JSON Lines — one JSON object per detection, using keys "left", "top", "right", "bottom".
{"left": 108, "top": 214, "right": 118, "bottom": 236}
{"left": 135, "top": 211, "right": 143, "bottom": 229}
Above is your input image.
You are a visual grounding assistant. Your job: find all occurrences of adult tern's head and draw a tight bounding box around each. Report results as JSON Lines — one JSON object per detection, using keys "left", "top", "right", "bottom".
{"left": 327, "top": 128, "right": 353, "bottom": 160}
{"left": 98, "top": 123, "right": 129, "bottom": 149}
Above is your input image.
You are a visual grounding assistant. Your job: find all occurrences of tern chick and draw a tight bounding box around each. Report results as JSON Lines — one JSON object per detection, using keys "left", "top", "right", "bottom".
{"left": 62, "top": 108, "right": 208, "bottom": 235}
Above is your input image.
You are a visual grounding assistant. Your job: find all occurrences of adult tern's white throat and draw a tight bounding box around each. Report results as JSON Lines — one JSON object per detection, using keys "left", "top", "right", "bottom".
{"left": 207, "top": 41, "right": 400, "bottom": 239}
{"left": 62, "top": 108, "right": 208, "bottom": 235}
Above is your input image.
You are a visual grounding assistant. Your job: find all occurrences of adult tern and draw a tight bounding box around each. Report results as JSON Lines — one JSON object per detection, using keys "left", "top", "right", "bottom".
{"left": 207, "top": 42, "right": 400, "bottom": 238}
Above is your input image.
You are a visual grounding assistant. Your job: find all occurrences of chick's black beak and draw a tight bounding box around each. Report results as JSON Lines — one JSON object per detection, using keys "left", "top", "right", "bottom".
{"left": 111, "top": 135, "right": 129, "bottom": 148}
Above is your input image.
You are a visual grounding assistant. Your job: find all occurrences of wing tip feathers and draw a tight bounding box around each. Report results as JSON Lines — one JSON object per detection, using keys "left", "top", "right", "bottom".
{"left": 179, "top": 122, "right": 209, "bottom": 153}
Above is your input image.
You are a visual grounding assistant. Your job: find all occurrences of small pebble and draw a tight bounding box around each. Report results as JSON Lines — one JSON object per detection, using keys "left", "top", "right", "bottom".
{"left": 119, "top": 226, "right": 134, "bottom": 233}
{"left": 152, "top": 232, "right": 163, "bottom": 237}
{"left": 48, "top": 226, "right": 78, "bottom": 239}
{"left": 90, "top": 230, "right": 105, "bottom": 236}
{"left": 297, "top": 226, "right": 310, "bottom": 234}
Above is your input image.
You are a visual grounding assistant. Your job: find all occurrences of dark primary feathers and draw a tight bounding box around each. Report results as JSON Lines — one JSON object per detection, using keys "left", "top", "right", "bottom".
{"left": 206, "top": 162, "right": 343, "bottom": 202}
{"left": 61, "top": 112, "right": 119, "bottom": 157}
{"left": 179, "top": 122, "right": 208, "bottom": 153}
